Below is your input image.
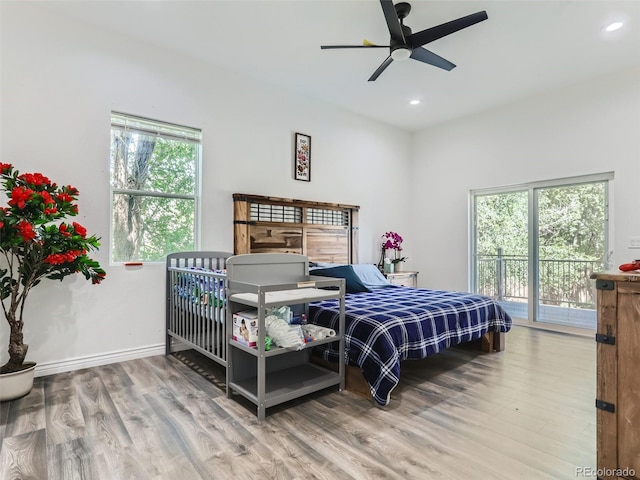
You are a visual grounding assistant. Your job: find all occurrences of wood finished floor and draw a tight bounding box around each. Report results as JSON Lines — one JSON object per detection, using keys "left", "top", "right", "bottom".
{"left": 0, "top": 326, "right": 595, "bottom": 480}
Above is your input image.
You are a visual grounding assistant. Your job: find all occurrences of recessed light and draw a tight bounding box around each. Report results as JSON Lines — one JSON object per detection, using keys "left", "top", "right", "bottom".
{"left": 409, "top": 99, "right": 421, "bottom": 105}
{"left": 604, "top": 21, "right": 624, "bottom": 32}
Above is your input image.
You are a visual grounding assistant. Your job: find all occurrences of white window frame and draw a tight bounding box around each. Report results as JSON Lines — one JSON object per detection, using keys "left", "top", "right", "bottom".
{"left": 109, "top": 112, "right": 202, "bottom": 264}
{"left": 469, "top": 172, "right": 613, "bottom": 334}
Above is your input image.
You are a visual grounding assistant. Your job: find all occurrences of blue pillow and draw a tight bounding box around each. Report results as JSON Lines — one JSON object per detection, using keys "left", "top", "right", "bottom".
{"left": 309, "top": 262, "right": 345, "bottom": 269}
{"left": 311, "top": 265, "right": 371, "bottom": 293}
{"left": 351, "top": 264, "right": 392, "bottom": 289}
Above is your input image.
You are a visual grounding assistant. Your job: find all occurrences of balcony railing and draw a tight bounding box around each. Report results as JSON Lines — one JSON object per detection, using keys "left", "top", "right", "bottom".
{"left": 476, "top": 251, "right": 604, "bottom": 310}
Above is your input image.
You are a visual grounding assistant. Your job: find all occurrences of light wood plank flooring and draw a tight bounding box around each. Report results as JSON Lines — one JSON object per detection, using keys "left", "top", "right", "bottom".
{"left": 0, "top": 326, "right": 595, "bottom": 479}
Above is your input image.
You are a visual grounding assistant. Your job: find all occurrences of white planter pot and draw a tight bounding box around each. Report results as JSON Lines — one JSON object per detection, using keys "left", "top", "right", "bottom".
{"left": 0, "top": 362, "right": 36, "bottom": 402}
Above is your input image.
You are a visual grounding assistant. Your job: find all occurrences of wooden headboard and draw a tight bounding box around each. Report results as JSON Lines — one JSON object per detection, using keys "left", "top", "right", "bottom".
{"left": 233, "top": 193, "right": 359, "bottom": 264}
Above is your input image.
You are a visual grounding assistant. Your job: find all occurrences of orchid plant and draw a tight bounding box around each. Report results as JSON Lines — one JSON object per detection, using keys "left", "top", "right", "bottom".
{"left": 382, "top": 231, "right": 407, "bottom": 264}
{"left": 0, "top": 163, "right": 106, "bottom": 374}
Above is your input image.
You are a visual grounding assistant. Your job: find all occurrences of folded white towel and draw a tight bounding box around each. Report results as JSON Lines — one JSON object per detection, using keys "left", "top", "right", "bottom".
{"left": 265, "top": 315, "right": 305, "bottom": 350}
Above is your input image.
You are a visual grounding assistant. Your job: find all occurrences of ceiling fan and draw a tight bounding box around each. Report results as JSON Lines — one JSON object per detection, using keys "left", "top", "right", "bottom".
{"left": 320, "top": 0, "right": 488, "bottom": 81}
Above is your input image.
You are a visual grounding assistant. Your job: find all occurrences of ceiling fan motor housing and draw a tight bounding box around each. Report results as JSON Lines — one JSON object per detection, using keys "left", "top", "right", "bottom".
{"left": 395, "top": 2, "right": 411, "bottom": 20}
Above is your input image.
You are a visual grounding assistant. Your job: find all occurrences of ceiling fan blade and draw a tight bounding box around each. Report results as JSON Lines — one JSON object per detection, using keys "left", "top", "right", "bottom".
{"left": 380, "top": 0, "right": 405, "bottom": 43}
{"left": 321, "top": 45, "right": 388, "bottom": 49}
{"left": 368, "top": 55, "right": 394, "bottom": 82}
{"left": 410, "top": 47, "right": 456, "bottom": 71}
{"left": 409, "top": 11, "right": 488, "bottom": 48}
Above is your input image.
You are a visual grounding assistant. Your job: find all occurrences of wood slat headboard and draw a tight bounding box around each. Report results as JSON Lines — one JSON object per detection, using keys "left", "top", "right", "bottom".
{"left": 233, "top": 193, "right": 359, "bottom": 264}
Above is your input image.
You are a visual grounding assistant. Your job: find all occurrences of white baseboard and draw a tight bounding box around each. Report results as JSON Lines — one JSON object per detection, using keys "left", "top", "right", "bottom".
{"left": 34, "top": 344, "right": 167, "bottom": 377}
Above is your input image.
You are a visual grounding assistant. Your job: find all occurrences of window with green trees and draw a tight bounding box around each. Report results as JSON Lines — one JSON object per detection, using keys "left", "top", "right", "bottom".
{"left": 472, "top": 174, "right": 610, "bottom": 329}
{"left": 110, "top": 112, "right": 201, "bottom": 263}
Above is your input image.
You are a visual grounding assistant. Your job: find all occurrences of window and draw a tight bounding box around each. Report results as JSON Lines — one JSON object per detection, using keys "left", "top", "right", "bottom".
{"left": 110, "top": 112, "right": 201, "bottom": 263}
{"left": 471, "top": 173, "right": 612, "bottom": 331}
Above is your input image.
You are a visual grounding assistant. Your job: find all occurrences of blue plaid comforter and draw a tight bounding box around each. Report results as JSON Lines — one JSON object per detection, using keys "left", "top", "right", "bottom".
{"left": 309, "top": 286, "right": 512, "bottom": 406}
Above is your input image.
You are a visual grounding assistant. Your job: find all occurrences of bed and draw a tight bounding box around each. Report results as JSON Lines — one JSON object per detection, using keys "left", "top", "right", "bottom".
{"left": 307, "top": 267, "right": 512, "bottom": 405}
{"left": 231, "top": 193, "right": 512, "bottom": 405}
{"left": 165, "top": 194, "right": 512, "bottom": 406}
{"left": 165, "top": 250, "right": 511, "bottom": 406}
{"left": 165, "top": 251, "right": 231, "bottom": 367}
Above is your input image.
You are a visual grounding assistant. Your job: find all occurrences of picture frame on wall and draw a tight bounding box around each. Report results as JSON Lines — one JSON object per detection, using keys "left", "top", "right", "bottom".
{"left": 294, "top": 132, "right": 311, "bottom": 182}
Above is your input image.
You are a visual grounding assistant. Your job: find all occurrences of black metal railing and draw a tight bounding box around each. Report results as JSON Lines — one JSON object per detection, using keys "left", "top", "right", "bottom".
{"left": 476, "top": 250, "right": 603, "bottom": 309}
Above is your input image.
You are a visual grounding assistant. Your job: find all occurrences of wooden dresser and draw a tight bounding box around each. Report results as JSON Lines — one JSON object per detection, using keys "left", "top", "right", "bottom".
{"left": 384, "top": 271, "right": 418, "bottom": 288}
{"left": 592, "top": 271, "right": 640, "bottom": 480}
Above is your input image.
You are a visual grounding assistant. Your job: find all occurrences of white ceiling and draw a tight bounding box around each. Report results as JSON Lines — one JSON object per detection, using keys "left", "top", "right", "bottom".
{"left": 35, "top": 0, "right": 640, "bottom": 132}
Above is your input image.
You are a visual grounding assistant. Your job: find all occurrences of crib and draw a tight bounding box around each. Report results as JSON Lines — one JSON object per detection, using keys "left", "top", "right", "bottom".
{"left": 165, "top": 251, "right": 232, "bottom": 367}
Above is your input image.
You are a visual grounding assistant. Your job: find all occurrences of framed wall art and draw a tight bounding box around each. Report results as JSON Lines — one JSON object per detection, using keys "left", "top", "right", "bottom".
{"left": 294, "top": 132, "right": 311, "bottom": 182}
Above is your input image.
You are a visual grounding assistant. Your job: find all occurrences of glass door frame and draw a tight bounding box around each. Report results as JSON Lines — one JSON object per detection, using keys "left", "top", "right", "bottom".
{"left": 470, "top": 172, "right": 613, "bottom": 335}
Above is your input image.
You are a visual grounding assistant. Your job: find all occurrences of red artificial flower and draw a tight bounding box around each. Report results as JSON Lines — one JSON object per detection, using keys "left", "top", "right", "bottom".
{"left": 8, "top": 186, "right": 34, "bottom": 209}
{"left": 39, "top": 190, "right": 55, "bottom": 205}
{"left": 66, "top": 185, "right": 79, "bottom": 195}
{"left": 0, "top": 163, "right": 12, "bottom": 174}
{"left": 43, "top": 207, "right": 58, "bottom": 215}
{"left": 71, "top": 204, "right": 78, "bottom": 214}
{"left": 92, "top": 272, "right": 106, "bottom": 284}
{"left": 72, "top": 222, "right": 87, "bottom": 237}
{"left": 17, "top": 220, "right": 36, "bottom": 242}
{"left": 45, "top": 249, "right": 86, "bottom": 265}
{"left": 44, "top": 253, "right": 65, "bottom": 265}
{"left": 18, "top": 172, "right": 51, "bottom": 187}
{"left": 56, "top": 192, "right": 73, "bottom": 203}
{"left": 0, "top": 221, "right": 4, "bottom": 229}
{"left": 59, "top": 224, "right": 70, "bottom": 237}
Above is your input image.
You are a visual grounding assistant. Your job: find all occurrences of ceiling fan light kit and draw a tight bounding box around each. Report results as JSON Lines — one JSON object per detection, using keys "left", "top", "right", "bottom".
{"left": 391, "top": 47, "right": 411, "bottom": 61}
{"left": 321, "top": 0, "right": 488, "bottom": 81}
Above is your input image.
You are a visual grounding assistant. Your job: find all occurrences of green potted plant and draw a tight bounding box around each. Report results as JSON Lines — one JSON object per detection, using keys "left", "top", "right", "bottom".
{"left": 0, "top": 163, "right": 105, "bottom": 401}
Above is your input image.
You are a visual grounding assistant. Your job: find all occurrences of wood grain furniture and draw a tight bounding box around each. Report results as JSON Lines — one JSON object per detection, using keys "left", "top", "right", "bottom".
{"left": 384, "top": 271, "right": 418, "bottom": 287}
{"left": 233, "top": 193, "right": 359, "bottom": 264}
{"left": 592, "top": 271, "right": 640, "bottom": 480}
{"left": 225, "top": 253, "right": 345, "bottom": 420}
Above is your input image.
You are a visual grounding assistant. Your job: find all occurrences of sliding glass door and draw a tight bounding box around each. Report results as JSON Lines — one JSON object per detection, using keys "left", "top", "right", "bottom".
{"left": 536, "top": 182, "right": 607, "bottom": 328}
{"left": 474, "top": 190, "right": 529, "bottom": 319}
{"left": 472, "top": 174, "right": 610, "bottom": 330}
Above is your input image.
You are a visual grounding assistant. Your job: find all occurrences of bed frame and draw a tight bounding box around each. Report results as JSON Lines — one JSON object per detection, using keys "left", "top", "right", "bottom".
{"left": 166, "top": 251, "right": 232, "bottom": 367}
{"left": 233, "top": 193, "right": 360, "bottom": 264}
{"left": 232, "top": 193, "right": 505, "bottom": 401}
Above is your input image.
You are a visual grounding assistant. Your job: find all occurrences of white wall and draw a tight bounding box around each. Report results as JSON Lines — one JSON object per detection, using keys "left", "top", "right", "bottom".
{"left": 411, "top": 66, "right": 640, "bottom": 291}
{"left": 5, "top": 2, "right": 636, "bottom": 374}
{"left": 0, "top": 3, "right": 412, "bottom": 373}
